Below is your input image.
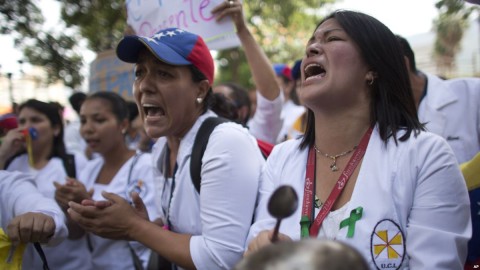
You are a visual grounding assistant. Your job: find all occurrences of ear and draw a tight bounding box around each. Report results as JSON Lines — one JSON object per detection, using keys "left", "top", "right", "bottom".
{"left": 120, "top": 118, "right": 129, "bottom": 134}
{"left": 365, "top": 71, "right": 378, "bottom": 81}
{"left": 53, "top": 125, "right": 61, "bottom": 137}
{"left": 196, "top": 80, "right": 210, "bottom": 101}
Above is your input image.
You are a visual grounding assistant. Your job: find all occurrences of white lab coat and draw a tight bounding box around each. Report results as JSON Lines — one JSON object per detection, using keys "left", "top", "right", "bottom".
{"left": 152, "top": 110, "right": 265, "bottom": 270}
{"left": 418, "top": 74, "right": 480, "bottom": 164}
{"left": 5, "top": 154, "right": 91, "bottom": 270}
{"left": 247, "top": 90, "right": 284, "bottom": 144}
{"left": 248, "top": 126, "right": 471, "bottom": 270}
{"left": 0, "top": 171, "right": 67, "bottom": 246}
{"left": 79, "top": 153, "right": 159, "bottom": 270}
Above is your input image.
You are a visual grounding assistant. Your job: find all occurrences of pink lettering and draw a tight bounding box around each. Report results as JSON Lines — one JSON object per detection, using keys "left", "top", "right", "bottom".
{"left": 175, "top": 10, "right": 188, "bottom": 28}
{"left": 186, "top": 0, "right": 198, "bottom": 23}
{"left": 199, "top": 0, "right": 215, "bottom": 21}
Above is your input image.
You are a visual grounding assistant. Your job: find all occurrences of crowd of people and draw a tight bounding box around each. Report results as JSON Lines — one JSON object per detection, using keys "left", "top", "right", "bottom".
{"left": 0, "top": 0, "right": 479, "bottom": 269}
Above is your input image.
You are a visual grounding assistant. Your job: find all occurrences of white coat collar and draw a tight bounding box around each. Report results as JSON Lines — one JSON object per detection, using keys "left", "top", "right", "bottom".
{"left": 424, "top": 73, "right": 458, "bottom": 110}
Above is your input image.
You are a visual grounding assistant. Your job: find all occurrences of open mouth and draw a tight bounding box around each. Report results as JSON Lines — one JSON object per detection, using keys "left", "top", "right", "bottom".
{"left": 143, "top": 103, "right": 165, "bottom": 117}
{"left": 304, "top": 63, "right": 326, "bottom": 81}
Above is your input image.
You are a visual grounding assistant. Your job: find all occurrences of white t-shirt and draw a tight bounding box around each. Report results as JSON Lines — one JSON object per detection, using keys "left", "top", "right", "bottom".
{"left": 79, "top": 153, "right": 160, "bottom": 270}
{"left": 6, "top": 153, "right": 91, "bottom": 270}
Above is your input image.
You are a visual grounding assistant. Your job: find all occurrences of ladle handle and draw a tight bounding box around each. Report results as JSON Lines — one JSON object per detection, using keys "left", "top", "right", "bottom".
{"left": 271, "top": 219, "right": 281, "bottom": 243}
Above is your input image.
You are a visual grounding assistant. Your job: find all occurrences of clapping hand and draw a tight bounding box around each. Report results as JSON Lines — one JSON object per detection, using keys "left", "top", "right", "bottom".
{"left": 67, "top": 191, "right": 150, "bottom": 240}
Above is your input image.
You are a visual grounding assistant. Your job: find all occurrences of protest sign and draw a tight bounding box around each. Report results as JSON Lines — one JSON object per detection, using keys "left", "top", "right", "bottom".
{"left": 126, "top": 0, "right": 240, "bottom": 50}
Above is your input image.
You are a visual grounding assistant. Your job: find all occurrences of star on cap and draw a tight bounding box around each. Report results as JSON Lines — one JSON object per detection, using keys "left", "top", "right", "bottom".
{"left": 166, "top": 31, "right": 176, "bottom": 37}
{"left": 145, "top": 37, "right": 158, "bottom": 44}
{"left": 153, "top": 32, "right": 166, "bottom": 40}
{"left": 176, "top": 29, "right": 185, "bottom": 33}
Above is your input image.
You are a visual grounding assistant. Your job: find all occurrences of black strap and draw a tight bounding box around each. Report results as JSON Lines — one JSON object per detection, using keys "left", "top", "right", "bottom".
{"left": 34, "top": 242, "right": 50, "bottom": 270}
{"left": 62, "top": 154, "right": 76, "bottom": 178}
{"left": 190, "top": 117, "right": 230, "bottom": 193}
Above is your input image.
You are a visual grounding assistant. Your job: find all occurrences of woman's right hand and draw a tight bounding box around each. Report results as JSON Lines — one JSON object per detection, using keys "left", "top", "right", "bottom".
{"left": 244, "top": 230, "right": 292, "bottom": 256}
{"left": 0, "top": 128, "right": 25, "bottom": 161}
{"left": 54, "top": 178, "right": 93, "bottom": 211}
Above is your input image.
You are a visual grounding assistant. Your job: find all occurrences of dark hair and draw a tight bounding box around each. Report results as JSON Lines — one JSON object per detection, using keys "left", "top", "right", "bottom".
{"left": 69, "top": 92, "right": 87, "bottom": 114}
{"left": 215, "top": 82, "right": 252, "bottom": 124}
{"left": 127, "top": 101, "right": 139, "bottom": 122}
{"left": 300, "top": 10, "right": 424, "bottom": 149}
{"left": 18, "top": 99, "right": 67, "bottom": 160}
{"left": 396, "top": 35, "right": 417, "bottom": 72}
{"left": 188, "top": 65, "right": 252, "bottom": 123}
{"left": 86, "top": 91, "right": 129, "bottom": 123}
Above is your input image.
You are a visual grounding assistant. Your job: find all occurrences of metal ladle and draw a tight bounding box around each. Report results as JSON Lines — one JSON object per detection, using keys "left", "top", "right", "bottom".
{"left": 267, "top": 185, "right": 298, "bottom": 242}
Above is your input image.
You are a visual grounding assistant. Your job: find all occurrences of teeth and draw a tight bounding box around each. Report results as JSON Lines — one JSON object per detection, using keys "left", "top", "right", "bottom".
{"left": 142, "top": 103, "right": 165, "bottom": 116}
{"left": 304, "top": 63, "right": 326, "bottom": 80}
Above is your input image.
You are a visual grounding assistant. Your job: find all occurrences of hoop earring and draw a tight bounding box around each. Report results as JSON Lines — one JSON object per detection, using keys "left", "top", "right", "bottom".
{"left": 196, "top": 97, "right": 203, "bottom": 104}
{"left": 368, "top": 77, "right": 375, "bottom": 86}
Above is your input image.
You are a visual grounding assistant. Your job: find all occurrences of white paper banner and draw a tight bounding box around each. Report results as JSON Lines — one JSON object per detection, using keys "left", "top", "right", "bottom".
{"left": 126, "top": 0, "right": 240, "bottom": 50}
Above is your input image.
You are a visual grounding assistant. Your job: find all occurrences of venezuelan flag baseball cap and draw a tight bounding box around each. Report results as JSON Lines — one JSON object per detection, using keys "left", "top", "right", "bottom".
{"left": 116, "top": 28, "right": 214, "bottom": 85}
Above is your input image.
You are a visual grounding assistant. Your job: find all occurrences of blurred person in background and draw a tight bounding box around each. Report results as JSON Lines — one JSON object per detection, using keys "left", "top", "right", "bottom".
{"left": 235, "top": 239, "right": 368, "bottom": 270}
{"left": 64, "top": 92, "right": 88, "bottom": 159}
{"left": 56, "top": 91, "right": 160, "bottom": 269}
{"left": 397, "top": 35, "right": 480, "bottom": 270}
{"left": 0, "top": 99, "right": 90, "bottom": 270}
{"left": 274, "top": 63, "right": 306, "bottom": 143}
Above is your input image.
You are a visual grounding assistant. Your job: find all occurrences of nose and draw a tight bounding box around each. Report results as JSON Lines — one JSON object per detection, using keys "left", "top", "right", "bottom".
{"left": 137, "top": 71, "right": 156, "bottom": 96}
{"left": 80, "top": 119, "right": 94, "bottom": 136}
{"left": 306, "top": 42, "right": 322, "bottom": 58}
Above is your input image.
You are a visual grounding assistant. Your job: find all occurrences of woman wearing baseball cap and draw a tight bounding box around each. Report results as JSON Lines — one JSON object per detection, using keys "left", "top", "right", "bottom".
{"left": 67, "top": 1, "right": 265, "bottom": 269}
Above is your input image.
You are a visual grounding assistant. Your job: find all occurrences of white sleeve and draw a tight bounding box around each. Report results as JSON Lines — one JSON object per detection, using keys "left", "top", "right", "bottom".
{"left": 405, "top": 135, "right": 471, "bottom": 269}
{"left": 189, "top": 124, "right": 264, "bottom": 270}
{"left": 246, "top": 142, "right": 287, "bottom": 246}
{"left": 0, "top": 171, "right": 68, "bottom": 247}
{"left": 247, "top": 90, "right": 284, "bottom": 144}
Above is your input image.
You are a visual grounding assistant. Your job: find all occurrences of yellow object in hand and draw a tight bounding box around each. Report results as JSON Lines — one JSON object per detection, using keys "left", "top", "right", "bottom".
{"left": 0, "top": 228, "right": 27, "bottom": 270}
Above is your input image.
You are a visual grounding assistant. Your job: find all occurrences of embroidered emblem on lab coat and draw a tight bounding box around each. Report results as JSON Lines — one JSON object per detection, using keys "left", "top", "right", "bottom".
{"left": 370, "top": 219, "right": 405, "bottom": 270}
{"left": 126, "top": 179, "right": 147, "bottom": 198}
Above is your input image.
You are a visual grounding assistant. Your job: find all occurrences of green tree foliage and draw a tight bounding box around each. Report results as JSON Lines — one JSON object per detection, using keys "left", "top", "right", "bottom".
{"left": 434, "top": 0, "right": 478, "bottom": 76}
{"left": 60, "top": 0, "right": 126, "bottom": 52}
{"left": 216, "top": 0, "right": 335, "bottom": 88}
{"left": 1, "top": 0, "right": 335, "bottom": 89}
{"left": 0, "top": 0, "right": 84, "bottom": 88}
{"left": 0, "top": 0, "right": 126, "bottom": 89}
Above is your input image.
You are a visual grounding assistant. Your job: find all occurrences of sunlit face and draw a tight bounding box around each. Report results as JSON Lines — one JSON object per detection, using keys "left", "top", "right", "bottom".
{"left": 18, "top": 107, "right": 58, "bottom": 152}
{"left": 299, "top": 18, "right": 371, "bottom": 111}
{"left": 133, "top": 50, "right": 207, "bottom": 139}
{"left": 79, "top": 98, "right": 126, "bottom": 155}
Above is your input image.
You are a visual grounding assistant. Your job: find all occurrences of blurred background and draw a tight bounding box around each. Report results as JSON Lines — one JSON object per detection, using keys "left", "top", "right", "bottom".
{"left": 0, "top": 0, "right": 478, "bottom": 118}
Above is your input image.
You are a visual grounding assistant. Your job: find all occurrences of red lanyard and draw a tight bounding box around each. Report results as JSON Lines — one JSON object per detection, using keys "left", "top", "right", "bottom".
{"left": 300, "top": 127, "right": 373, "bottom": 238}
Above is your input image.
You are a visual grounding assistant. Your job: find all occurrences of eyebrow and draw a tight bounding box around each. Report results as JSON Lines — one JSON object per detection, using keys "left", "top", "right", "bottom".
{"left": 308, "top": 28, "right": 344, "bottom": 43}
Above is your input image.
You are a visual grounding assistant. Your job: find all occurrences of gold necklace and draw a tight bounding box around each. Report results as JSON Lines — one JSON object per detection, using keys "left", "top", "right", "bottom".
{"left": 313, "top": 145, "right": 357, "bottom": 172}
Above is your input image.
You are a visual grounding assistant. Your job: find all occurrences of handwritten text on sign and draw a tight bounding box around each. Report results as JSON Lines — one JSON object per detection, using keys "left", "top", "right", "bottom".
{"left": 126, "top": 0, "right": 240, "bottom": 50}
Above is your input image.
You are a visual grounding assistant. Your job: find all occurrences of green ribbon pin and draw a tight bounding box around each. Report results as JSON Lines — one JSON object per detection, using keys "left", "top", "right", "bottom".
{"left": 339, "top": 207, "right": 363, "bottom": 238}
